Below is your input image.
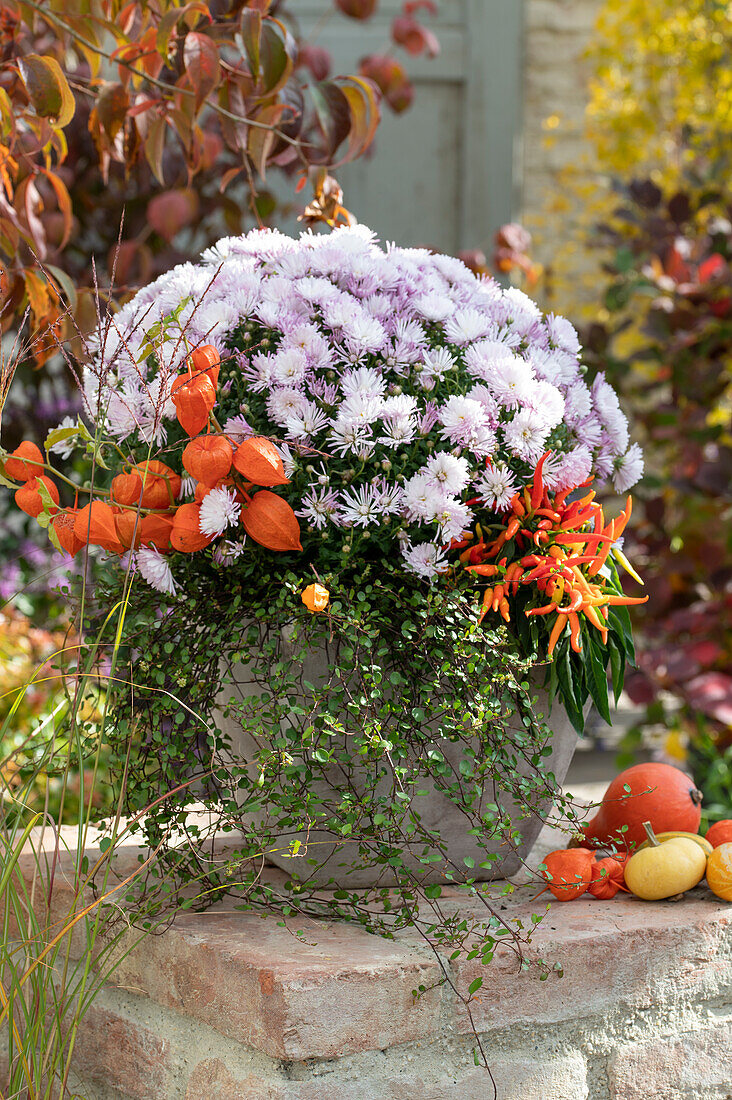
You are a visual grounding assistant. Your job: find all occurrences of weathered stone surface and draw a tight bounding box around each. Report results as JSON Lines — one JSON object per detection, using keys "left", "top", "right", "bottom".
{"left": 72, "top": 1005, "right": 172, "bottom": 1099}
{"left": 607, "top": 1023, "right": 732, "bottom": 1099}
{"left": 112, "top": 910, "right": 443, "bottom": 1059}
{"left": 185, "top": 1059, "right": 285, "bottom": 1100}
{"left": 453, "top": 891, "right": 732, "bottom": 1034}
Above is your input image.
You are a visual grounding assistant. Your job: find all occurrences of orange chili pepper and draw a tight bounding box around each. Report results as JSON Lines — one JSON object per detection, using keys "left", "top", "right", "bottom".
{"left": 506, "top": 516, "right": 521, "bottom": 540}
{"left": 530, "top": 451, "right": 550, "bottom": 510}
{"left": 478, "top": 587, "right": 494, "bottom": 623}
{"left": 556, "top": 588, "right": 584, "bottom": 614}
{"left": 492, "top": 585, "right": 504, "bottom": 612}
{"left": 467, "top": 563, "right": 498, "bottom": 576}
{"left": 547, "top": 615, "right": 568, "bottom": 656}
{"left": 499, "top": 598, "right": 511, "bottom": 623}
{"left": 510, "top": 493, "right": 525, "bottom": 517}
{"left": 568, "top": 612, "right": 582, "bottom": 652}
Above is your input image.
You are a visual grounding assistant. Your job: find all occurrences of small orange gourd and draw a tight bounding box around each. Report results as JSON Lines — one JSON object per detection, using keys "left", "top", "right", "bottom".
{"left": 705, "top": 843, "right": 732, "bottom": 902}
{"left": 705, "top": 821, "right": 732, "bottom": 849}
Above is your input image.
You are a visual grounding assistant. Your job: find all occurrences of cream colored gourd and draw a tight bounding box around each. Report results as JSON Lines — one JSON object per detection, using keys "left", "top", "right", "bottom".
{"left": 636, "top": 831, "right": 713, "bottom": 857}
{"left": 625, "top": 821, "right": 707, "bottom": 901}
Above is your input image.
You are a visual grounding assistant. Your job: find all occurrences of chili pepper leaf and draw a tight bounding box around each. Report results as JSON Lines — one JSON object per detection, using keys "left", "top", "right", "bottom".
{"left": 608, "top": 638, "right": 625, "bottom": 704}
{"left": 555, "top": 643, "right": 585, "bottom": 733}
{"left": 586, "top": 635, "right": 611, "bottom": 725}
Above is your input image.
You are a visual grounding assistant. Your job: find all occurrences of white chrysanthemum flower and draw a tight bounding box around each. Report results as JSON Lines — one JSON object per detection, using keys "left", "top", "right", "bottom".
{"left": 475, "top": 462, "right": 518, "bottom": 511}
{"left": 434, "top": 498, "right": 473, "bottom": 541}
{"left": 270, "top": 346, "right": 308, "bottom": 386}
{"left": 339, "top": 484, "right": 385, "bottom": 527}
{"left": 483, "top": 356, "right": 536, "bottom": 410}
{"left": 444, "top": 307, "right": 492, "bottom": 346}
{"left": 137, "top": 548, "right": 177, "bottom": 596}
{"left": 612, "top": 442, "right": 644, "bottom": 492}
{"left": 199, "top": 487, "right": 241, "bottom": 537}
{"left": 402, "top": 472, "right": 442, "bottom": 523}
{"left": 401, "top": 542, "right": 449, "bottom": 579}
{"left": 47, "top": 416, "right": 80, "bottom": 459}
{"left": 106, "top": 386, "right": 141, "bottom": 439}
{"left": 502, "top": 408, "right": 550, "bottom": 464}
{"left": 285, "top": 405, "right": 329, "bottom": 440}
{"left": 421, "top": 346, "right": 455, "bottom": 382}
{"left": 329, "top": 420, "right": 374, "bottom": 457}
{"left": 439, "top": 396, "right": 491, "bottom": 447}
{"left": 297, "top": 486, "right": 340, "bottom": 529}
{"left": 340, "top": 366, "right": 386, "bottom": 399}
{"left": 525, "top": 379, "right": 566, "bottom": 431}
{"left": 554, "top": 445, "right": 594, "bottom": 491}
{"left": 266, "top": 387, "right": 308, "bottom": 427}
{"left": 424, "top": 452, "right": 471, "bottom": 495}
{"left": 223, "top": 413, "right": 253, "bottom": 443}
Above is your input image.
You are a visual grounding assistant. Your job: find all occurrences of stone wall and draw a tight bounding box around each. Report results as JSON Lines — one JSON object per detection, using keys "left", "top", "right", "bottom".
{"left": 521, "top": 0, "right": 605, "bottom": 309}
{"left": 23, "top": 811, "right": 732, "bottom": 1100}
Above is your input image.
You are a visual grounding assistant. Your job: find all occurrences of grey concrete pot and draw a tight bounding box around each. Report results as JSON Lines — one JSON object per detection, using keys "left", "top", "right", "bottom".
{"left": 216, "top": 634, "right": 578, "bottom": 888}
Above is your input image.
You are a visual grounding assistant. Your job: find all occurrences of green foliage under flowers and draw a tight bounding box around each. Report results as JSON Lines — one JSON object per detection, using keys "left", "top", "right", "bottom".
{"left": 100, "top": 554, "right": 580, "bottom": 1009}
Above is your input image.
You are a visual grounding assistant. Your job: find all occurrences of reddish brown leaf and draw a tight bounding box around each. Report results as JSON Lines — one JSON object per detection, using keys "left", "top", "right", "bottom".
{"left": 183, "top": 31, "right": 220, "bottom": 111}
{"left": 17, "top": 55, "right": 75, "bottom": 127}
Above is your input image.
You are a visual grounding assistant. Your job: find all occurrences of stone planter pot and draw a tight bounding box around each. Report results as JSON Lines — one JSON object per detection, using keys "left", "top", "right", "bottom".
{"left": 216, "top": 634, "right": 578, "bottom": 888}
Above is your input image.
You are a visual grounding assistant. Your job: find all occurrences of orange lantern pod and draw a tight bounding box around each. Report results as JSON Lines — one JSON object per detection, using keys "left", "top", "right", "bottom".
{"left": 233, "top": 437, "right": 289, "bottom": 486}
{"left": 15, "top": 476, "right": 60, "bottom": 518}
{"left": 170, "top": 503, "right": 214, "bottom": 553}
{"left": 241, "top": 490, "right": 302, "bottom": 552}
{"left": 189, "top": 344, "right": 220, "bottom": 390}
{"left": 51, "top": 509, "right": 85, "bottom": 556}
{"left": 133, "top": 460, "right": 182, "bottom": 510}
{"left": 115, "top": 509, "right": 144, "bottom": 550}
{"left": 302, "top": 583, "right": 330, "bottom": 613}
{"left": 74, "top": 500, "right": 125, "bottom": 554}
{"left": 182, "top": 435, "right": 233, "bottom": 486}
{"left": 111, "top": 470, "right": 144, "bottom": 506}
{"left": 4, "top": 441, "right": 44, "bottom": 481}
{"left": 140, "top": 512, "right": 175, "bottom": 550}
{"left": 170, "top": 372, "right": 216, "bottom": 437}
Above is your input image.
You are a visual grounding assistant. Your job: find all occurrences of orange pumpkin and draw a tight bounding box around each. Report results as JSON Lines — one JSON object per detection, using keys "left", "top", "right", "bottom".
{"left": 580, "top": 763, "right": 703, "bottom": 852}
{"left": 170, "top": 372, "right": 216, "bottom": 436}
{"left": 705, "top": 843, "right": 732, "bottom": 902}
{"left": 15, "top": 476, "right": 59, "bottom": 518}
{"left": 170, "top": 503, "right": 214, "bottom": 553}
{"left": 133, "top": 461, "right": 181, "bottom": 510}
{"left": 241, "top": 490, "right": 302, "bottom": 552}
{"left": 233, "top": 437, "right": 289, "bottom": 486}
{"left": 74, "top": 501, "right": 124, "bottom": 554}
{"left": 538, "top": 848, "right": 596, "bottom": 901}
{"left": 4, "top": 441, "right": 44, "bottom": 481}
{"left": 189, "top": 344, "right": 220, "bottom": 389}
{"left": 705, "top": 820, "right": 732, "bottom": 849}
{"left": 51, "top": 509, "right": 85, "bottom": 556}
{"left": 182, "top": 435, "right": 232, "bottom": 486}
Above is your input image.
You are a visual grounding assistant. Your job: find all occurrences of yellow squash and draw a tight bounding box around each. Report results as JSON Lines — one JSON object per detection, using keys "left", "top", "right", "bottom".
{"left": 625, "top": 821, "right": 707, "bottom": 901}
{"left": 636, "top": 831, "right": 713, "bottom": 857}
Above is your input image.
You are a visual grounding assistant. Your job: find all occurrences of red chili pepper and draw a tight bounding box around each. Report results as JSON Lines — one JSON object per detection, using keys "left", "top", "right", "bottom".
{"left": 531, "top": 451, "right": 550, "bottom": 510}
{"left": 534, "top": 508, "right": 561, "bottom": 522}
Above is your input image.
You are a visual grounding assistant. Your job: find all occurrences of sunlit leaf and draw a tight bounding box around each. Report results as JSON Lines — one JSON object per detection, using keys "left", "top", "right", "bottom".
{"left": 18, "top": 55, "right": 75, "bottom": 128}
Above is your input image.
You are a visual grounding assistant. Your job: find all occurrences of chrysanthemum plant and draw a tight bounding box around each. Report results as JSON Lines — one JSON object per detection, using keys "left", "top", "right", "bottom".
{"left": 0, "top": 227, "right": 646, "bottom": 986}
